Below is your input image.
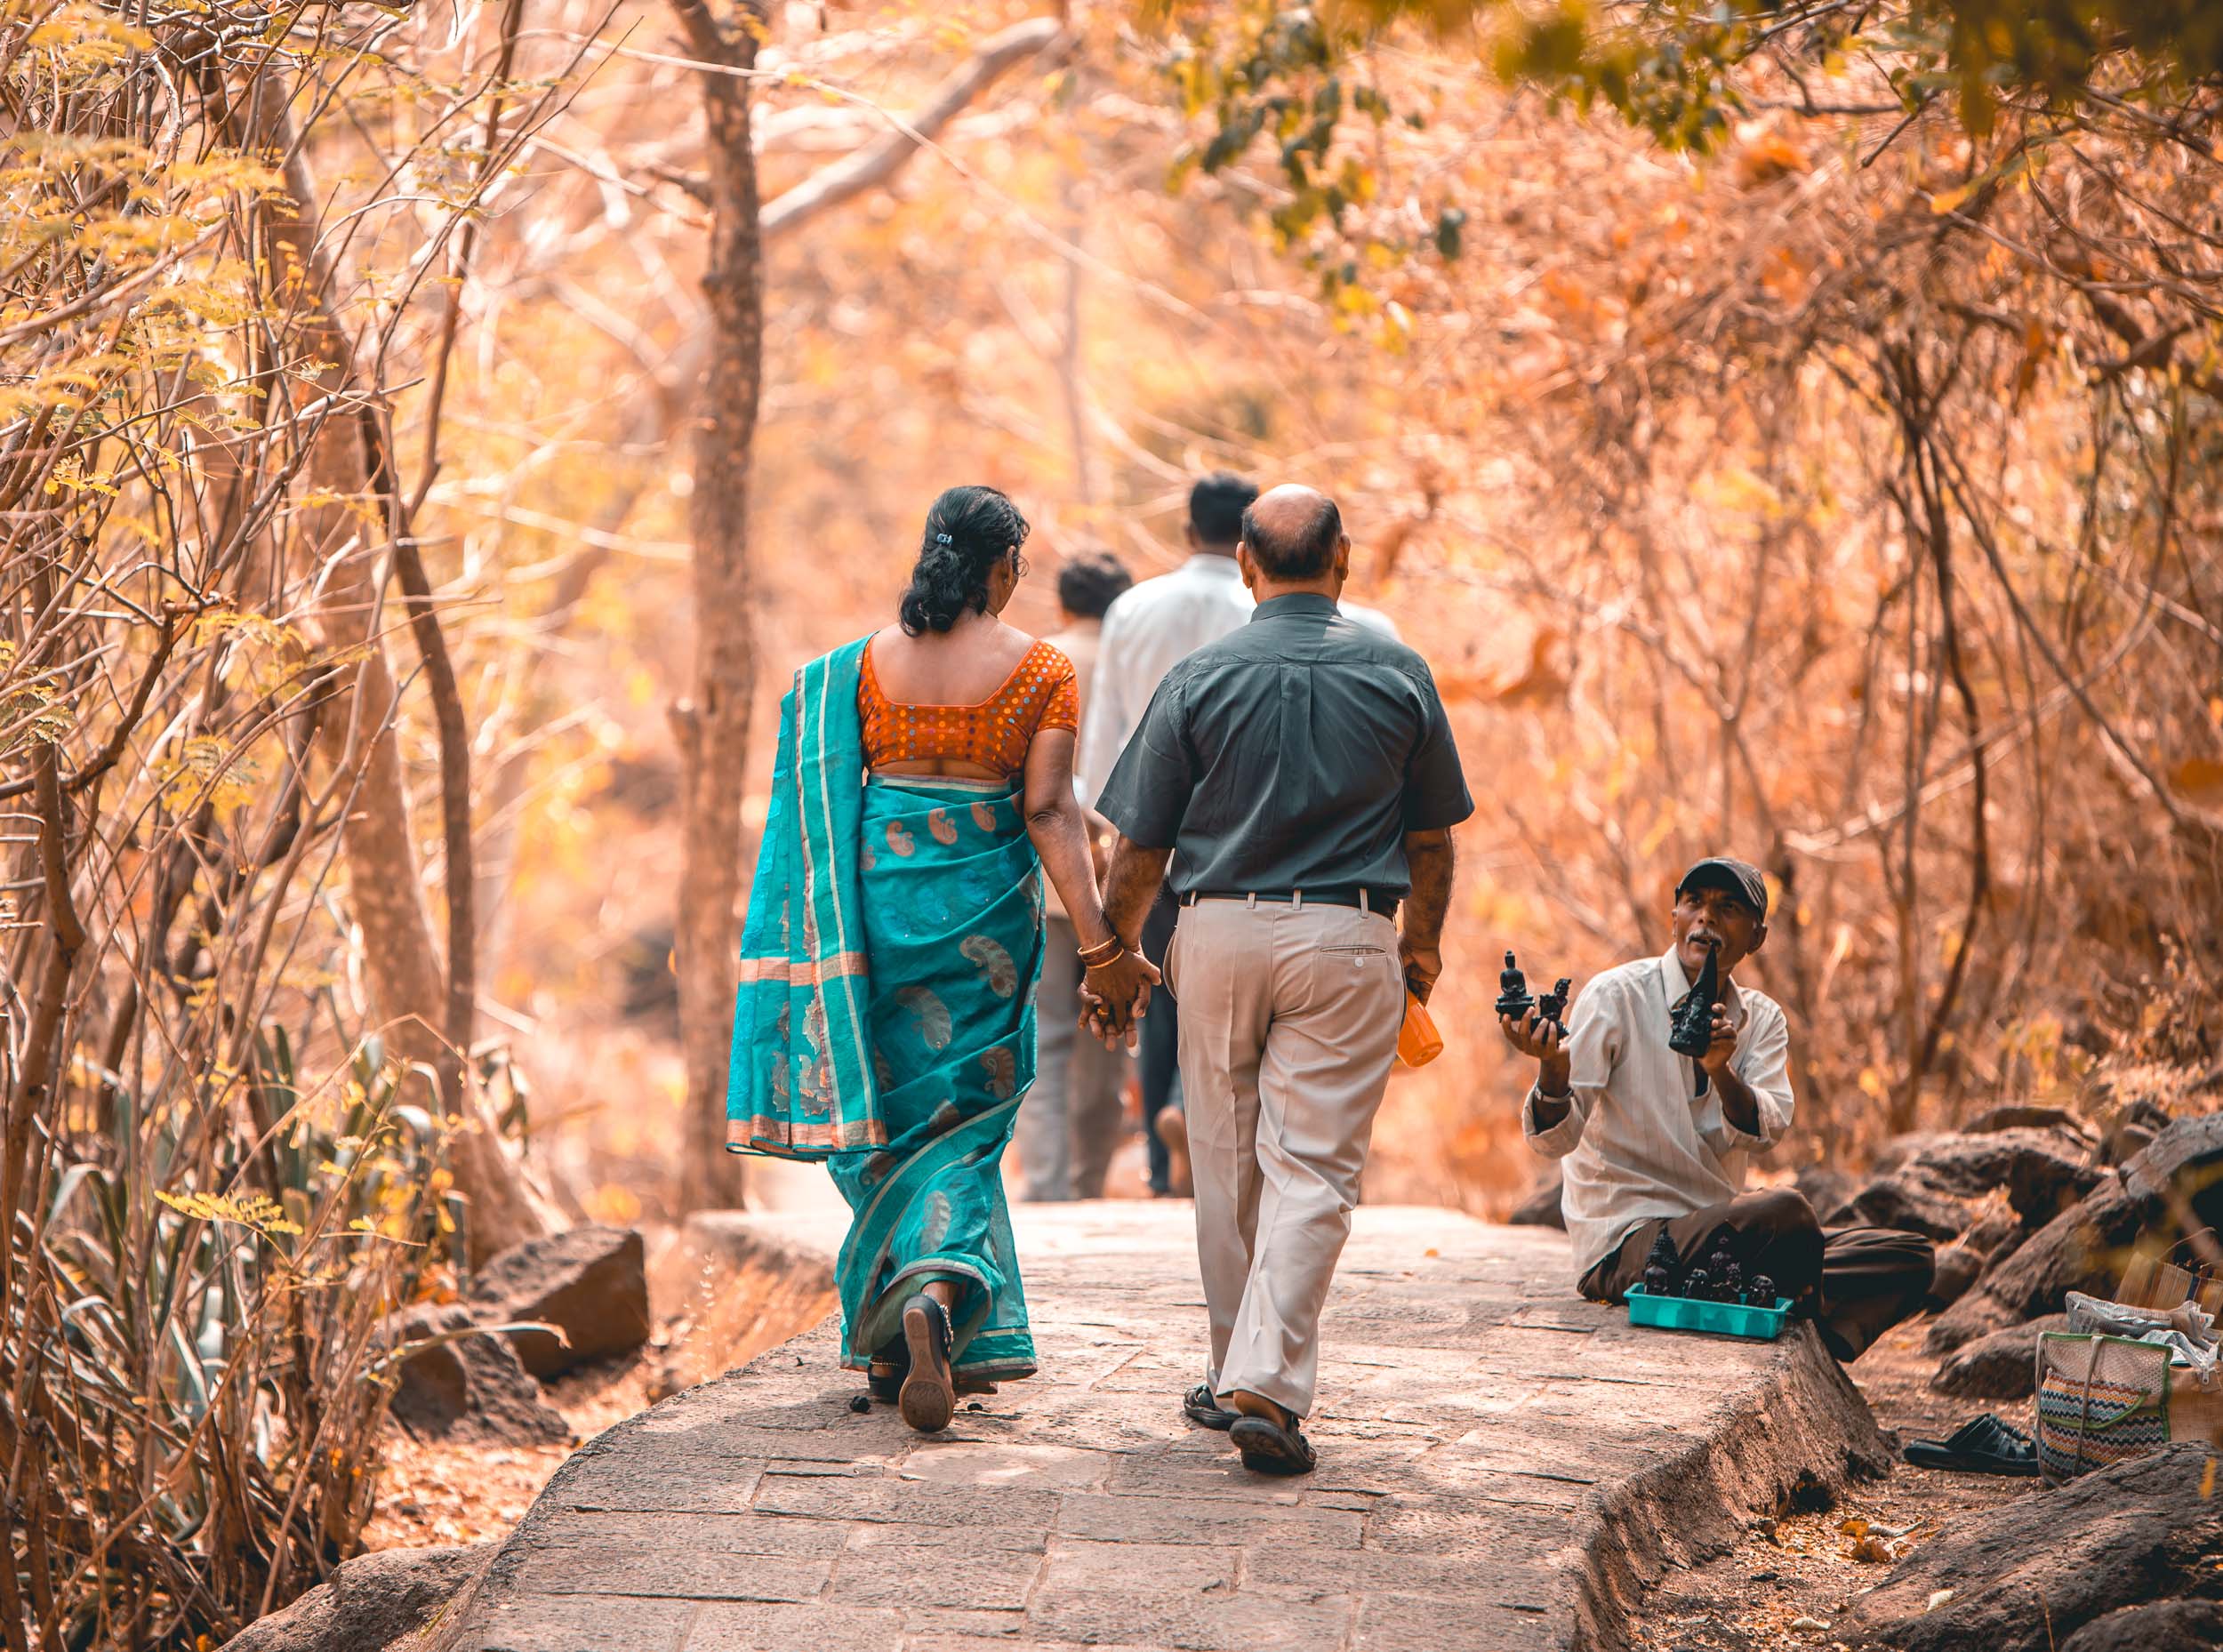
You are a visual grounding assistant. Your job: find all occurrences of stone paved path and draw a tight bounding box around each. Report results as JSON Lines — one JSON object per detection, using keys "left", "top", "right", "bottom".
{"left": 446, "top": 1205, "right": 1885, "bottom": 1652}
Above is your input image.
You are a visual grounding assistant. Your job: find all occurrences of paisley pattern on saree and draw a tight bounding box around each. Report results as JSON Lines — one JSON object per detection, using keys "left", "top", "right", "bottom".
{"left": 827, "top": 773, "right": 1045, "bottom": 1378}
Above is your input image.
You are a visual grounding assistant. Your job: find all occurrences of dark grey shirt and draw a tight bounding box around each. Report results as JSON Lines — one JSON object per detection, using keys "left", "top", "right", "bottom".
{"left": 1095, "top": 594, "right": 1473, "bottom": 898}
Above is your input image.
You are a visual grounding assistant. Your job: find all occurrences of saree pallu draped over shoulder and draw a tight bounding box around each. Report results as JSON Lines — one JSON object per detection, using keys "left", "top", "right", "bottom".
{"left": 729, "top": 641, "right": 1046, "bottom": 1380}
{"left": 727, "top": 638, "right": 884, "bottom": 1158}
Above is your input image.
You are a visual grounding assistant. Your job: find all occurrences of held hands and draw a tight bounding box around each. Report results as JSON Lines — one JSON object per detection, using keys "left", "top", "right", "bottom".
{"left": 1078, "top": 948, "right": 1160, "bottom": 1050}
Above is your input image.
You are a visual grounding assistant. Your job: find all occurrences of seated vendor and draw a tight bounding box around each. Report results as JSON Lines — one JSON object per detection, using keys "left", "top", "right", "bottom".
{"left": 1500, "top": 855, "right": 1933, "bottom": 1362}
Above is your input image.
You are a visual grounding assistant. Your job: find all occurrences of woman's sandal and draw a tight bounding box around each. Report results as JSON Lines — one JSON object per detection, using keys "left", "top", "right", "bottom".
{"left": 898, "top": 1293, "right": 956, "bottom": 1433}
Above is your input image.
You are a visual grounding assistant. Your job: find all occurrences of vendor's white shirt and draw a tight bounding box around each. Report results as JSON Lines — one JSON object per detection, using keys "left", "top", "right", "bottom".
{"left": 1522, "top": 948, "right": 1795, "bottom": 1281}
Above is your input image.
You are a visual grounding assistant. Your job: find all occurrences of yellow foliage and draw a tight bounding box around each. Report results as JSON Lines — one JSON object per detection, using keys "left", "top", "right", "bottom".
{"left": 156, "top": 1190, "right": 302, "bottom": 1239}
{"left": 154, "top": 735, "right": 264, "bottom": 817}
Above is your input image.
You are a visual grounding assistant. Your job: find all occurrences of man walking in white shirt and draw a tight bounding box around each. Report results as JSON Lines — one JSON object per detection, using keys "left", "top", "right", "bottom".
{"left": 1501, "top": 856, "right": 1933, "bottom": 1361}
{"left": 1078, "top": 474, "right": 1260, "bottom": 1196}
{"left": 1020, "top": 549, "right": 1136, "bottom": 1201}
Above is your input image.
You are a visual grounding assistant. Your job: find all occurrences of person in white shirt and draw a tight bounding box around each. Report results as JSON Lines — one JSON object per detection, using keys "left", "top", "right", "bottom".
{"left": 1337, "top": 599, "right": 1400, "bottom": 642}
{"left": 1018, "top": 549, "right": 1136, "bottom": 1201}
{"left": 1500, "top": 856, "right": 1933, "bottom": 1362}
{"left": 1077, "top": 473, "right": 1261, "bottom": 1196}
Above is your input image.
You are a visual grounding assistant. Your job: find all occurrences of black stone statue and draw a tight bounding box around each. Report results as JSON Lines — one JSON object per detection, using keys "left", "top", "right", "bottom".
{"left": 1494, "top": 950, "right": 1535, "bottom": 1021}
{"left": 1536, "top": 977, "right": 1573, "bottom": 1039}
{"left": 1667, "top": 940, "right": 1721, "bottom": 1061}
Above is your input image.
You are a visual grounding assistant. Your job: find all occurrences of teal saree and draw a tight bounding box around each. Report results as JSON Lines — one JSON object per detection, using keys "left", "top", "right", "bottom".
{"left": 729, "top": 642, "right": 1044, "bottom": 1381}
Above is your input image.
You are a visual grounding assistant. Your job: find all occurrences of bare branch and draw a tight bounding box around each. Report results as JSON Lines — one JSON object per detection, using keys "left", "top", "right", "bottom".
{"left": 759, "top": 18, "right": 1067, "bottom": 242}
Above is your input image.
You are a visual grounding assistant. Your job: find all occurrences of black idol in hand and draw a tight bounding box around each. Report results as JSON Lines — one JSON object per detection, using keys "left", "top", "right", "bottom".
{"left": 1667, "top": 939, "right": 1721, "bottom": 1061}
{"left": 1536, "top": 977, "right": 1573, "bottom": 1039}
{"left": 1494, "top": 950, "right": 1535, "bottom": 1020}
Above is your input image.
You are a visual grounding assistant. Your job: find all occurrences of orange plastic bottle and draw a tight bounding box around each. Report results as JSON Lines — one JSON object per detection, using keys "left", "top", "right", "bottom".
{"left": 1397, "top": 991, "right": 1444, "bottom": 1068}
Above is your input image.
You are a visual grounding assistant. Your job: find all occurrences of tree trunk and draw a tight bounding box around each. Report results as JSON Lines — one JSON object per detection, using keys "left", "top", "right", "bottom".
{"left": 660, "top": 7, "right": 1068, "bottom": 1212}
{"left": 245, "top": 71, "right": 558, "bottom": 1261}
{"left": 669, "top": 0, "right": 767, "bottom": 1213}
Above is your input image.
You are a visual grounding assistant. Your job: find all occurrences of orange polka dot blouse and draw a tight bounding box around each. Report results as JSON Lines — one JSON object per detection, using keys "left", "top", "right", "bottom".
{"left": 859, "top": 638, "right": 1079, "bottom": 777}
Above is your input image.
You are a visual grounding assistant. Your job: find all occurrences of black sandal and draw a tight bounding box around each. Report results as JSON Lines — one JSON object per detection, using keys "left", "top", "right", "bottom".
{"left": 1184, "top": 1383, "right": 1238, "bottom": 1431}
{"left": 1229, "top": 1408, "right": 1317, "bottom": 1477}
{"left": 898, "top": 1293, "right": 956, "bottom": 1433}
{"left": 1902, "top": 1413, "right": 2040, "bottom": 1477}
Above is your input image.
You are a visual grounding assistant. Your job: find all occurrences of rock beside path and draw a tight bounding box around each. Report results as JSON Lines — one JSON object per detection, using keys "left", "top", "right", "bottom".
{"left": 1963, "top": 1104, "right": 2095, "bottom": 1141}
{"left": 1509, "top": 1174, "right": 1566, "bottom": 1229}
{"left": 1929, "top": 1111, "right": 2223, "bottom": 1352}
{"left": 1929, "top": 1315, "right": 2068, "bottom": 1400}
{"left": 465, "top": 1225, "right": 651, "bottom": 1381}
{"left": 386, "top": 1305, "right": 570, "bottom": 1446}
{"left": 1923, "top": 1240, "right": 1986, "bottom": 1311}
{"left": 1830, "top": 1127, "right": 2100, "bottom": 1242}
{"left": 1840, "top": 1442, "right": 2222, "bottom": 1652}
{"left": 2059, "top": 1599, "right": 2223, "bottom": 1652}
{"left": 221, "top": 1544, "right": 491, "bottom": 1652}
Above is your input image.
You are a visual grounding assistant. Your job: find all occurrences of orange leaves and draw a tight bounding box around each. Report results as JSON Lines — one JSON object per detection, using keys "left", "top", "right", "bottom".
{"left": 1733, "top": 125, "right": 1810, "bottom": 189}
{"left": 1433, "top": 627, "right": 1569, "bottom": 710}
{"left": 2170, "top": 758, "right": 2223, "bottom": 806}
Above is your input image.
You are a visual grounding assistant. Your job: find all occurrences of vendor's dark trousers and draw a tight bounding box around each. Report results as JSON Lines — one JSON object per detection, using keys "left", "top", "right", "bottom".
{"left": 1579, "top": 1189, "right": 1934, "bottom": 1362}
{"left": 1139, "top": 885, "right": 1182, "bottom": 1194}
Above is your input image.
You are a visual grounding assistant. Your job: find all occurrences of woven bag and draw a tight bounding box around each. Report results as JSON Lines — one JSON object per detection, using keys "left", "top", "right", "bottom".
{"left": 2034, "top": 1331, "right": 2173, "bottom": 1484}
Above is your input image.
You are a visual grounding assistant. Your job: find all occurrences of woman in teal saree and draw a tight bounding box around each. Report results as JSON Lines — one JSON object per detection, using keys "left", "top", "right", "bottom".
{"left": 727, "top": 486, "right": 1156, "bottom": 1432}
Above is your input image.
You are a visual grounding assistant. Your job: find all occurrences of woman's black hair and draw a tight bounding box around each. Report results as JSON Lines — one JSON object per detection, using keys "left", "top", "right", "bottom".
{"left": 898, "top": 485, "right": 1031, "bottom": 635}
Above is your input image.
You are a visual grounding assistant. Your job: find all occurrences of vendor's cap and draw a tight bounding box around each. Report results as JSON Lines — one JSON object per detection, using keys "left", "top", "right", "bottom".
{"left": 1676, "top": 856, "right": 1768, "bottom": 919}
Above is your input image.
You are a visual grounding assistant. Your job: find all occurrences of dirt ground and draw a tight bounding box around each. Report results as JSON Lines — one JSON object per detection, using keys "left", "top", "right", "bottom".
{"left": 1627, "top": 1317, "right": 2036, "bottom": 1650}
{"left": 363, "top": 1232, "right": 840, "bottom": 1552}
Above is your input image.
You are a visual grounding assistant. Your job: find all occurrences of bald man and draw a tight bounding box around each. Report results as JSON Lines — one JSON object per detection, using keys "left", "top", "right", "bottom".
{"left": 1090, "top": 485, "right": 1473, "bottom": 1474}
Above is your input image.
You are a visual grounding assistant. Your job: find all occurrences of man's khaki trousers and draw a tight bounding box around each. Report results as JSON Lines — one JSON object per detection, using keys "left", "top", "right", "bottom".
{"left": 1166, "top": 897, "right": 1404, "bottom": 1419}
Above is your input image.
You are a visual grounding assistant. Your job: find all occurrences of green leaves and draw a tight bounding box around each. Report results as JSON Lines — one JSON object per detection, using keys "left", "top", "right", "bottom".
{"left": 1160, "top": 3, "right": 2223, "bottom": 164}
{"left": 1154, "top": 3, "right": 1461, "bottom": 327}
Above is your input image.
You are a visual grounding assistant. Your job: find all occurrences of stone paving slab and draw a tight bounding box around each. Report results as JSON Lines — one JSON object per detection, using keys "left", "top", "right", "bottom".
{"left": 442, "top": 1205, "right": 1887, "bottom": 1652}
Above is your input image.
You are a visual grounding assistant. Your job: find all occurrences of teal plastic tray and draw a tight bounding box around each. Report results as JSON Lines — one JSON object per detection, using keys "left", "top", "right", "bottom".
{"left": 1625, "top": 1283, "right": 1792, "bottom": 1340}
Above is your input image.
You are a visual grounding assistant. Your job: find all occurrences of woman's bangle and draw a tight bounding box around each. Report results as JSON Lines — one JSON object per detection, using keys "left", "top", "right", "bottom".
{"left": 1076, "top": 935, "right": 1126, "bottom": 968}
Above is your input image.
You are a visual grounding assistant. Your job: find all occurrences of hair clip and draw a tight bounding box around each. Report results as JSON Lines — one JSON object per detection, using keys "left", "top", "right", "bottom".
{"left": 935, "top": 532, "right": 953, "bottom": 545}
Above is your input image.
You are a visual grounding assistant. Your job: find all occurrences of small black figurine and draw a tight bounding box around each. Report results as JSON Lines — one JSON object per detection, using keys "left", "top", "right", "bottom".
{"left": 1683, "top": 1269, "right": 1710, "bottom": 1301}
{"left": 1751, "top": 1274, "right": 1777, "bottom": 1307}
{"left": 1536, "top": 977, "right": 1573, "bottom": 1039}
{"left": 1495, "top": 951, "right": 1535, "bottom": 1021}
{"left": 1668, "top": 939, "right": 1721, "bottom": 1061}
{"left": 1643, "top": 1229, "right": 1680, "bottom": 1292}
{"left": 1722, "top": 1262, "right": 1745, "bottom": 1301}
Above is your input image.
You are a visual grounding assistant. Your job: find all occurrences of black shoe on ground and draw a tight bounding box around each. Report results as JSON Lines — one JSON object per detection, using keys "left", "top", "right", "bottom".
{"left": 898, "top": 1294, "right": 955, "bottom": 1433}
{"left": 1184, "top": 1383, "right": 1238, "bottom": 1431}
{"left": 1902, "top": 1413, "right": 2040, "bottom": 1477}
{"left": 1229, "top": 1413, "right": 1317, "bottom": 1476}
